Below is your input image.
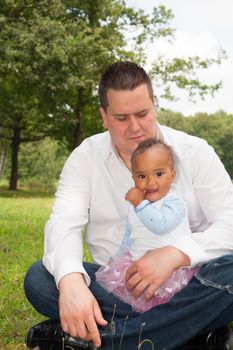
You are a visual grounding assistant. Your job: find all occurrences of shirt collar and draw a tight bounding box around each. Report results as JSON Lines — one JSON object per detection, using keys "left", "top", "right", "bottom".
{"left": 100, "top": 123, "right": 181, "bottom": 166}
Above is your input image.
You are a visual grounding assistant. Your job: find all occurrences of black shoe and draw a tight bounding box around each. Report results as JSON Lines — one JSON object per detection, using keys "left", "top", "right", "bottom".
{"left": 25, "top": 319, "right": 98, "bottom": 349}
{"left": 178, "top": 325, "right": 233, "bottom": 350}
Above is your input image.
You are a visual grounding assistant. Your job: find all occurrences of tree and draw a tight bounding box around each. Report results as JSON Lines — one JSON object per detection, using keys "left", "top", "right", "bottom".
{"left": 188, "top": 111, "right": 233, "bottom": 178}
{"left": 158, "top": 109, "right": 233, "bottom": 179}
{"left": 0, "top": 0, "right": 175, "bottom": 189}
{"left": 150, "top": 52, "right": 226, "bottom": 102}
{"left": 19, "top": 138, "right": 69, "bottom": 190}
{"left": 0, "top": 0, "right": 225, "bottom": 189}
{"left": 158, "top": 109, "right": 191, "bottom": 133}
{"left": 0, "top": 133, "right": 9, "bottom": 177}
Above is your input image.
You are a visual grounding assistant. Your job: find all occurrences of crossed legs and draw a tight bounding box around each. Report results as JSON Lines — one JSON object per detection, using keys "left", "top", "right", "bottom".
{"left": 24, "top": 255, "right": 233, "bottom": 350}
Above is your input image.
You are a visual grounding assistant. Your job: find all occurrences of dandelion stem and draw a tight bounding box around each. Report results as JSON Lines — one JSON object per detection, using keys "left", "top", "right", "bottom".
{"left": 110, "top": 304, "right": 117, "bottom": 350}
{"left": 119, "top": 315, "right": 128, "bottom": 350}
{"left": 138, "top": 322, "right": 146, "bottom": 346}
{"left": 138, "top": 339, "right": 155, "bottom": 350}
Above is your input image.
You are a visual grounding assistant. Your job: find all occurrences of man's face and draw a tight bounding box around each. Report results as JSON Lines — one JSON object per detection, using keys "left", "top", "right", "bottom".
{"left": 99, "top": 84, "right": 157, "bottom": 161}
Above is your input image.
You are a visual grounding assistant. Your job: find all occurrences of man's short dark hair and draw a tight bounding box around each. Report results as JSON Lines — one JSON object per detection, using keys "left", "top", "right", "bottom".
{"left": 131, "top": 138, "right": 174, "bottom": 171}
{"left": 98, "top": 61, "right": 154, "bottom": 111}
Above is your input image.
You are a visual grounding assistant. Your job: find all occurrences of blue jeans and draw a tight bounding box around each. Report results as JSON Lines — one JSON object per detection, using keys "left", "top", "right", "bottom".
{"left": 24, "top": 255, "right": 233, "bottom": 350}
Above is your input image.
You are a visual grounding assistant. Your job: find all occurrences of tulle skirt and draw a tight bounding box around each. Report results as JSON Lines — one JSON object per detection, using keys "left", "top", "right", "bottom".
{"left": 95, "top": 251, "right": 199, "bottom": 313}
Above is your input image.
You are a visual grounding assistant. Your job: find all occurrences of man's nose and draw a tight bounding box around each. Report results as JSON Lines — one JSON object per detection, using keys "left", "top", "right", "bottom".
{"left": 128, "top": 116, "right": 141, "bottom": 132}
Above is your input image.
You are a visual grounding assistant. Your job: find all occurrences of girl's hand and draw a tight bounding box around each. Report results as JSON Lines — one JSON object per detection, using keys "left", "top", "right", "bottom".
{"left": 125, "top": 187, "right": 146, "bottom": 207}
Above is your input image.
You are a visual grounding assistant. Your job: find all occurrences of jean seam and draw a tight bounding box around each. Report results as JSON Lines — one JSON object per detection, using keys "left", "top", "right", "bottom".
{"left": 194, "top": 256, "right": 233, "bottom": 294}
{"left": 195, "top": 272, "right": 228, "bottom": 290}
{"left": 196, "top": 262, "right": 218, "bottom": 280}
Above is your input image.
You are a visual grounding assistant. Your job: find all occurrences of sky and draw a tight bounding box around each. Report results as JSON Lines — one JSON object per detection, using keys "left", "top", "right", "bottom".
{"left": 126, "top": 0, "right": 233, "bottom": 115}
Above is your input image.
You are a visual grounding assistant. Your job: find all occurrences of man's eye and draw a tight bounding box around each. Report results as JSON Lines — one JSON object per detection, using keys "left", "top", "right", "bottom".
{"left": 116, "top": 116, "right": 126, "bottom": 121}
{"left": 137, "top": 113, "right": 147, "bottom": 118}
{"left": 137, "top": 109, "right": 149, "bottom": 117}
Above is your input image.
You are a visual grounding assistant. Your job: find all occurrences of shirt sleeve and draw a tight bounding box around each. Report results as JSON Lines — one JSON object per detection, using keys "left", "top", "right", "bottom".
{"left": 42, "top": 145, "right": 92, "bottom": 287}
{"left": 172, "top": 141, "right": 233, "bottom": 267}
{"left": 134, "top": 196, "right": 186, "bottom": 235}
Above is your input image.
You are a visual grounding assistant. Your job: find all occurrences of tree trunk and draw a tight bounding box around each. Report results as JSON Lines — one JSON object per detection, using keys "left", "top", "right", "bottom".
{"left": 74, "top": 87, "right": 84, "bottom": 148}
{"left": 0, "top": 142, "right": 7, "bottom": 177}
{"left": 9, "top": 128, "right": 21, "bottom": 190}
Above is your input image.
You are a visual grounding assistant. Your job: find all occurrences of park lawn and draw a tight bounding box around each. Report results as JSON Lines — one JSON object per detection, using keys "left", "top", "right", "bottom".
{"left": 0, "top": 189, "right": 91, "bottom": 349}
{"left": 2, "top": 188, "right": 231, "bottom": 350}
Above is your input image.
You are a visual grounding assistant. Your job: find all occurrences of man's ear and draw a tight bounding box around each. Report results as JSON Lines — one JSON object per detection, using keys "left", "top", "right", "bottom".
{"left": 99, "top": 107, "right": 108, "bottom": 129}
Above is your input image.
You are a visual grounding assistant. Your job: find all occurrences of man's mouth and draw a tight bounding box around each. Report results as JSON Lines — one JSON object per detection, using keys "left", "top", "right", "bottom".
{"left": 129, "top": 135, "right": 144, "bottom": 141}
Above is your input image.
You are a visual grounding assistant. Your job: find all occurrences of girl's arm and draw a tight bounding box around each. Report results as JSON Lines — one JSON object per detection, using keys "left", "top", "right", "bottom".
{"left": 135, "top": 195, "right": 186, "bottom": 235}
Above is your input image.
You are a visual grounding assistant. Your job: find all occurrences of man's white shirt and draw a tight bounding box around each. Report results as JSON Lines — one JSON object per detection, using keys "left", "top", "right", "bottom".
{"left": 43, "top": 124, "right": 233, "bottom": 286}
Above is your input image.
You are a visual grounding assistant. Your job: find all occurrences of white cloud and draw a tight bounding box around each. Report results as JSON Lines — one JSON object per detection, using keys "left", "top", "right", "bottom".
{"left": 155, "top": 56, "right": 233, "bottom": 115}
{"left": 126, "top": 0, "right": 233, "bottom": 115}
{"left": 150, "top": 29, "right": 219, "bottom": 59}
{"left": 182, "top": 0, "right": 233, "bottom": 26}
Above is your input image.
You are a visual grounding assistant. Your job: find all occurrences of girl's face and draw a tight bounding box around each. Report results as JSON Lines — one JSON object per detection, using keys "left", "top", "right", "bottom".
{"left": 132, "top": 146, "right": 176, "bottom": 202}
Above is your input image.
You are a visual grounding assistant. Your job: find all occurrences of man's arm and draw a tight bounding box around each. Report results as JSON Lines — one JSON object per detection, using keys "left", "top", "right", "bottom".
{"left": 59, "top": 273, "right": 107, "bottom": 347}
{"left": 172, "top": 141, "right": 233, "bottom": 267}
{"left": 126, "top": 246, "right": 190, "bottom": 300}
{"left": 43, "top": 145, "right": 107, "bottom": 346}
{"left": 43, "top": 147, "right": 92, "bottom": 285}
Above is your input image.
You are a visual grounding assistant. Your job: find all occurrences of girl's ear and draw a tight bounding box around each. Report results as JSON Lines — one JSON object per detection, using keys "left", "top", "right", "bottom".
{"left": 171, "top": 168, "right": 176, "bottom": 182}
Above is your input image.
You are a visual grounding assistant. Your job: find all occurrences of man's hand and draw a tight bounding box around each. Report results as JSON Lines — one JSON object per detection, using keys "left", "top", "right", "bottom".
{"left": 58, "top": 273, "right": 107, "bottom": 348}
{"left": 125, "top": 187, "right": 146, "bottom": 207}
{"left": 125, "top": 246, "right": 191, "bottom": 300}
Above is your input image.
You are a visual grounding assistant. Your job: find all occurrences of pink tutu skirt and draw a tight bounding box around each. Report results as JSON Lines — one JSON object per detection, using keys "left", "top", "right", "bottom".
{"left": 95, "top": 251, "right": 199, "bottom": 313}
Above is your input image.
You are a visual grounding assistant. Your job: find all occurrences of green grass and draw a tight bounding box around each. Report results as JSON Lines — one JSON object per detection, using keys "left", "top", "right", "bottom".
{"left": 0, "top": 188, "right": 91, "bottom": 349}
{"left": 1, "top": 187, "right": 232, "bottom": 350}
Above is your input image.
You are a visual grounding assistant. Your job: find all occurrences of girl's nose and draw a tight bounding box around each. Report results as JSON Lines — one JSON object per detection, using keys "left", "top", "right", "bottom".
{"left": 147, "top": 175, "right": 155, "bottom": 186}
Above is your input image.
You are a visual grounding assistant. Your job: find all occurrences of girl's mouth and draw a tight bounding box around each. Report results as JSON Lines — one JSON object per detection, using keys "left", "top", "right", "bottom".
{"left": 146, "top": 189, "right": 158, "bottom": 195}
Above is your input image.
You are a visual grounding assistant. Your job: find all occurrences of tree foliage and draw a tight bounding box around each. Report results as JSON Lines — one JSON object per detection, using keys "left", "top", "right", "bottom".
{"left": 0, "top": 0, "right": 226, "bottom": 189}
{"left": 0, "top": 0, "right": 175, "bottom": 189}
{"left": 158, "top": 110, "right": 233, "bottom": 178}
{"left": 19, "top": 138, "right": 69, "bottom": 190}
{"left": 150, "top": 49, "right": 226, "bottom": 101}
{"left": 1, "top": 110, "right": 232, "bottom": 189}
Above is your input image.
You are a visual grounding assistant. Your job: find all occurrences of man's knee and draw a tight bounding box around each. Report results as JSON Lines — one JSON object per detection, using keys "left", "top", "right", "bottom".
{"left": 195, "top": 254, "right": 233, "bottom": 292}
{"left": 24, "top": 261, "right": 60, "bottom": 318}
{"left": 24, "top": 260, "right": 57, "bottom": 301}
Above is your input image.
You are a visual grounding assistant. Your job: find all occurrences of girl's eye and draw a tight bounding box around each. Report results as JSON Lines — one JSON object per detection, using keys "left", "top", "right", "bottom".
{"left": 138, "top": 174, "right": 146, "bottom": 179}
{"left": 156, "top": 171, "right": 164, "bottom": 177}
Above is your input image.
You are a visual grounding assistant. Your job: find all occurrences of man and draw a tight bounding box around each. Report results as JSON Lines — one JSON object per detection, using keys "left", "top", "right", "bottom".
{"left": 24, "top": 61, "right": 233, "bottom": 350}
